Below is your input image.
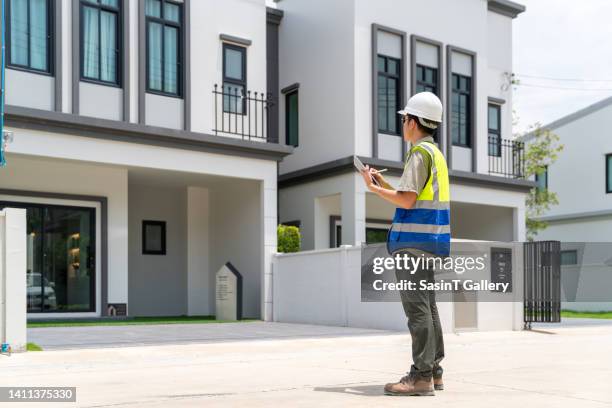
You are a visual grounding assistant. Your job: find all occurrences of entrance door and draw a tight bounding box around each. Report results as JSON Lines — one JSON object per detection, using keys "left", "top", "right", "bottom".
{"left": 0, "top": 202, "right": 96, "bottom": 313}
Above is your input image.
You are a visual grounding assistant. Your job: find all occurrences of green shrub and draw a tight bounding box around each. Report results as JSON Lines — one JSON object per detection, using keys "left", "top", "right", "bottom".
{"left": 278, "top": 225, "right": 301, "bottom": 253}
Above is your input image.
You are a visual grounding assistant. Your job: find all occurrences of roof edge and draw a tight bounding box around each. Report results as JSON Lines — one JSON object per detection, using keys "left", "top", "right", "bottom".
{"left": 488, "top": 0, "right": 526, "bottom": 18}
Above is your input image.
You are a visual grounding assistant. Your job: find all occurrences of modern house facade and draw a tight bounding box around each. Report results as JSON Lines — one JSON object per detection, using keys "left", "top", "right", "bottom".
{"left": 276, "top": 0, "right": 533, "bottom": 252}
{"left": 0, "top": 0, "right": 290, "bottom": 320}
{"left": 530, "top": 96, "right": 612, "bottom": 311}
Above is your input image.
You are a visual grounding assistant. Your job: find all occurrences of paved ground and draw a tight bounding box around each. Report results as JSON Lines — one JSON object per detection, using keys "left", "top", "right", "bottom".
{"left": 28, "top": 321, "right": 390, "bottom": 350}
{"left": 4, "top": 320, "right": 612, "bottom": 407}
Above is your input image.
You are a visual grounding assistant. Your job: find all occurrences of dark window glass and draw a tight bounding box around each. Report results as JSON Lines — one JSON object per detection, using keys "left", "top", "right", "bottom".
{"left": 81, "top": 0, "right": 121, "bottom": 85}
{"left": 607, "top": 154, "right": 612, "bottom": 193}
{"left": 366, "top": 227, "right": 388, "bottom": 244}
{"left": 286, "top": 90, "right": 299, "bottom": 147}
{"left": 451, "top": 73, "right": 471, "bottom": 147}
{"left": 377, "top": 54, "right": 401, "bottom": 135}
{"left": 146, "top": 0, "right": 182, "bottom": 96}
{"left": 0, "top": 202, "right": 96, "bottom": 313}
{"left": 535, "top": 166, "right": 548, "bottom": 192}
{"left": 560, "top": 250, "right": 578, "bottom": 266}
{"left": 416, "top": 64, "right": 438, "bottom": 95}
{"left": 8, "top": 0, "right": 52, "bottom": 73}
{"left": 223, "top": 43, "right": 247, "bottom": 114}
{"left": 488, "top": 104, "right": 501, "bottom": 157}
{"left": 142, "top": 220, "right": 166, "bottom": 255}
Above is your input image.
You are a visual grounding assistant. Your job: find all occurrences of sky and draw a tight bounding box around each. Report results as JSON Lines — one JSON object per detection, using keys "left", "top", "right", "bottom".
{"left": 512, "top": 0, "right": 612, "bottom": 134}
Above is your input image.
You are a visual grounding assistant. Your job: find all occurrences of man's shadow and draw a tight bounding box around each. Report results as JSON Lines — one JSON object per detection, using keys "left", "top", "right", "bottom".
{"left": 313, "top": 384, "right": 385, "bottom": 397}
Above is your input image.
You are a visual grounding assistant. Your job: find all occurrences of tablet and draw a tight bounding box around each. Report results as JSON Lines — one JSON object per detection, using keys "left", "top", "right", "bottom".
{"left": 354, "top": 156, "right": 380, "bottom": 186}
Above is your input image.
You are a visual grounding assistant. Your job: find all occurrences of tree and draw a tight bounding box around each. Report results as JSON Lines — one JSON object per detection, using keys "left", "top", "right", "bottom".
{"left": 521, "top": 123, "right": 564, "bottom": 241}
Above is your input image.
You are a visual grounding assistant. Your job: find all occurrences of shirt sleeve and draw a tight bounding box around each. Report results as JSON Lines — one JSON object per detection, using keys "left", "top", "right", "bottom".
{"left": 396, "top": 150, "right": 431, "bottom": 195}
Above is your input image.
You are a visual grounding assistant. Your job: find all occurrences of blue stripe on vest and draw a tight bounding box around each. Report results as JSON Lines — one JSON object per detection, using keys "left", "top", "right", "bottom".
{"left": 387, "top": 231, "right": 451, "bottom": 257}
{"left": 392, "top": 208, "right": 450, "bottom": 225}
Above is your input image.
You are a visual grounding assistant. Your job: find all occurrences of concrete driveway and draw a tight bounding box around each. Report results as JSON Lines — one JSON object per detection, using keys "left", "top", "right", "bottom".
{"left": 4, "top": 321, "right": 612, "bottom": 407}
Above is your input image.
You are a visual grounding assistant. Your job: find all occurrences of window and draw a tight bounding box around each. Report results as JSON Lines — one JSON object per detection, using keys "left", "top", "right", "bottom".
{"left": 81, "top": 0, "right": 121, "bottom": 85}
{"left": 145, "top": 0, "right": 182, "bottom": 96}
{"left": 488, "top": 104, "right": 501, "bottom": 157}
{"left": 560, "top": 250, "right": 578, "bottom": 266}
{"left": 416, "top": 65, "right": 438, "bottom": 94}
{"left": 285, "top": 90, "right": 299, "bottom": 147}
{"left": 451, "top": 73, "right": 471, "bottom": 147}
{"left": 7, "top": 0, "right": 53, "bottom": 73}
{"left": 607, "top": 154, "right": 612, "bottom": 193}
{"left": 377, "top": 54, "right": 401, "bottom": 135}
{"left": 535, "top": 166, "right": 548, "bottom": 192}
{"left": 223, "top": 43, "right": 247, "bottom": 114}
{"left": 142, "top": 220, "right": 166, "bottom": 255}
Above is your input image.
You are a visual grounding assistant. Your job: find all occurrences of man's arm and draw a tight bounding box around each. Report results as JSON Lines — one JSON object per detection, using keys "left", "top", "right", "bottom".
{"left": 368, "top": 182, "right": 417, "bottom": 209}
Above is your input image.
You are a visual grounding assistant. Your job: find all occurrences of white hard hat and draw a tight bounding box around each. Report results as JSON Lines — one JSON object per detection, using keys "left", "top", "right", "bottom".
{"left": 398, "top": 92, "right": 443, "bottom": 129}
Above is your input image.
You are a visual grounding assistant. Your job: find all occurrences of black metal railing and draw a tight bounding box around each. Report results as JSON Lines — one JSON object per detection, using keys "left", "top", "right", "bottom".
{"left": 213, "top": 84, "right": 274, "bottom": 141}
{"left": 488, "top": 136, "right": 525, "bottom": 178}
{"left": 523, "top": 240, "right": 561, "bottom": 329}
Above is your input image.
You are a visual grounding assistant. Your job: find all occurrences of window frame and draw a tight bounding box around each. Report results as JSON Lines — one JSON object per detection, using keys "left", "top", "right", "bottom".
{"left": 376, "top": 54, "right": 402, "bottom": 136}
{"left": 560, "top": 250, "right": 578, "bottom": 266}
{"left": 488, "top": 103, "right": 501, "bottom": 157}
{"left": 451, "top": 72, "right": 472, "bottom": 148}
{"left": 79, "top": 0, "right": 123, "bottom": 87}
{"left": 145, "top": 0, "right": 183, "bottom": 98}
{"left": 142, "top": 220, "right": 167, "bottom": 255}
{"left": 6, "top": 0, "right": 55, "bottom": 75}
{"left": 222, "top": 42, "right": 247, "bottom": 115}
{"left": 606, "top": 154, "right": 612, "bottom": 194}
{"left": 285, "top": 89, "right": 299, "bottom": 147}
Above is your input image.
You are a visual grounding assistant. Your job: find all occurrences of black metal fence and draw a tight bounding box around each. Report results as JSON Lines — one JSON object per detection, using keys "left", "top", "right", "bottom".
{"left": 523, "top": 241, "right": 561, "bottom": 328}
{"left": 213, "top": 84, "right": 274, "bottom": 141}
{"left": 488, "top": 136, "right": 525, "bottom": 178}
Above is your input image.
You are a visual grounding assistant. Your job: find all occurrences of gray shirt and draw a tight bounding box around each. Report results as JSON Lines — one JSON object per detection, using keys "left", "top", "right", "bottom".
{"left": 396, "top": 136, "right": 435, "bottom": 195}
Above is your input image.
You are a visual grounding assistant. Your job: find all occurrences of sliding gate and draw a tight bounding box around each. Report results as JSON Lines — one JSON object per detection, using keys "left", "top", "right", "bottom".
{"left": 523, "top": 241, "right": 561, "bottom": 329}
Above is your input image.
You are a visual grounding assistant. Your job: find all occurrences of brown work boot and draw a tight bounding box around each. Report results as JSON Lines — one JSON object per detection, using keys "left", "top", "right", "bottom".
{"left": 384, "top": 372, "right": 435, "bottom": 396}
{"left": 433, "top": 366, "right": 444, "bottom": 391}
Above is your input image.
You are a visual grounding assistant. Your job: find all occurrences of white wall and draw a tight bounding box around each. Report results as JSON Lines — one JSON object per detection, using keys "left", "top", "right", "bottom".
{"left": 277, "top": 0, "right": 356, "bottom": 174}
{"left": 210, "top": 181, "right": 263, "bottom": 319}
{"left": 187, "top": 187, "right": 212, "bottom": 316}
{"left": 190, "top": 0, "right": 268, "bottom": 135}
{"left": 272, "top": 244, "right": 523, "bottom": 332}
{"left": 0, "top": 209, "right": 27, "bottom": 352}
{"left": 6, "top": 70, "right": 55, "bottom": 111}
{"left": 0, "top": 155, "right": 129, "bottom": 307}
{"left": 128, "top": 184, "right": 187, "bottom": 316}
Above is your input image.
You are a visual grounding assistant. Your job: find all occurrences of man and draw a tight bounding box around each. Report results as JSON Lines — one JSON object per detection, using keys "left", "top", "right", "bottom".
{"left": 360, "top": 91, "right": 450, "bottom": 396}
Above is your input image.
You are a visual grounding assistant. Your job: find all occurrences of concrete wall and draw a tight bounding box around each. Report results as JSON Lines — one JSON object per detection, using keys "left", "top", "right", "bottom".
{"left": 272, "top": 244, "right": 523, "bottom": 333}
{"left": 6, "top": 69, "right": 55, "bottom": 111}
{"left": 128, "top": 184, "right": 187, "bottom": 316}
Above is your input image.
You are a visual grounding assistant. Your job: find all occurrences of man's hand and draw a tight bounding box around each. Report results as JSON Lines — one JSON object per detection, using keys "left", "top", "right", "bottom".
{"left": 360, "top": 166, "right": 375, "bottom": 191}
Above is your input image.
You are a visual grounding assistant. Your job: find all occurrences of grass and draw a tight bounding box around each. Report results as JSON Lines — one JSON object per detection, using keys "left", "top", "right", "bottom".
{"left": 28, "top": 316, "right": 257, "bottom": 328}
{"left": 561, "top": 310, "right": 612, "bottom": 319}
{"left": 26, "top": 342, "right": 43, "bottom": 351}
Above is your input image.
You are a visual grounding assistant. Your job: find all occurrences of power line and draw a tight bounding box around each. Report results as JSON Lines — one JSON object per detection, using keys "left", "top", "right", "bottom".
{"left": 516, "top": 83, "right": 612, "bottom": 91}
{"left": 516, "top": 73, "right": 612, "bottom": 82}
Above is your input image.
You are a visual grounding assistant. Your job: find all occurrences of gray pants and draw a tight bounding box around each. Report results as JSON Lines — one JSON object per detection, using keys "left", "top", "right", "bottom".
{"left": 395, "top": 262, "right": 445, "bottom": 379}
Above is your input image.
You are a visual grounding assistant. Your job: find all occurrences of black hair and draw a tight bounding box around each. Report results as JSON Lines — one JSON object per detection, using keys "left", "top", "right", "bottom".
{"left": 407, "top": 114, "right": 439, "bottom": 136}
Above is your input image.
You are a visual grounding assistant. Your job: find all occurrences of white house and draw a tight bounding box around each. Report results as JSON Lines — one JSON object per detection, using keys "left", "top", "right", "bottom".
{"left": 0, "top": 0, "right": 290, "bottom": 320}
{"left": 530, "top": 96, "right": 612, "bottom": 311}
{"left": 275, "top": 0, "right": 533, "bottom": 253}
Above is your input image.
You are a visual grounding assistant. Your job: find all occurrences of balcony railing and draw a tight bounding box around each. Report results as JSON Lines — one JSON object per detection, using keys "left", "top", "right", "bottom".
{"left": 488, "top": 136, "right": 525, "bottom": 178}
{"left": 213, "top": 84, "right": 274, "bottom": 142}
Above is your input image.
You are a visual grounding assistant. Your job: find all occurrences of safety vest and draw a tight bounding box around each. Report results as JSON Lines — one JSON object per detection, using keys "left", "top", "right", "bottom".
{"left": 387, "top": 141, "right": 451, "bottom": 257}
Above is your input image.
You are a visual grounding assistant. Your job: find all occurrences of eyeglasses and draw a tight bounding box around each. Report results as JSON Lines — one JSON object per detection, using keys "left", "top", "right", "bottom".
{"left": 402, "top": 115, "right": 410, "bottom": 124}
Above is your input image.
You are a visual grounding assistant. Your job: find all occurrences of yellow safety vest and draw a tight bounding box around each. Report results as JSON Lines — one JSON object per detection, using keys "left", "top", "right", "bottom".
{"left": 387, "top": 141, "right": 451, "bottom": 256}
